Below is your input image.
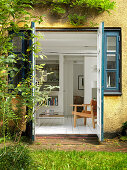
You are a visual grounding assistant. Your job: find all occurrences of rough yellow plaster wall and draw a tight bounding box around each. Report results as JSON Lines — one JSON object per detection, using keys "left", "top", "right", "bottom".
{"left": 28, "top": 0, "right": 127, "bottom": 133}
{"left": 91, "top": 0, "right": 127, "bottom": 133}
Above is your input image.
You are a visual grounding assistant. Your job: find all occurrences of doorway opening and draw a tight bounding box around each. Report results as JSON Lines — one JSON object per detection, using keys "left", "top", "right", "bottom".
{"left": 35, "top": 31, "right": 98, "bottom": 135}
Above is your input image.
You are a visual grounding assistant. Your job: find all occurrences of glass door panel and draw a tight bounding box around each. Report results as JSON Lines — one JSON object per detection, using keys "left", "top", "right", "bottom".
{"left": 107, "top": 36, "right": 116, "bottom": 52}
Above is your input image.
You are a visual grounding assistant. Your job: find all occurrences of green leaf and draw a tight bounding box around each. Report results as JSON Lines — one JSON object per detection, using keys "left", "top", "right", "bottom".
{"left": 52, "top": 6, "right": 66, "bottom": 14}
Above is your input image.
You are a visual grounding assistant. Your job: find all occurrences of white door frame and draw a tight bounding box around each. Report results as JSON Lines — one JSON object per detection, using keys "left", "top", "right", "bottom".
{"left": 33, "top": 29, "right": 104, "bottom": 141}
{"left": 97, "top": 22, "right": 104, "bottom": 141}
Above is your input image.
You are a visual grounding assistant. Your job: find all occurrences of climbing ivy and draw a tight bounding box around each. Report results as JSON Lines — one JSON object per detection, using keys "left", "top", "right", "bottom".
{"left": 28, "top": 0, "right": 116, "bottom": 25}
{"left": 0, "top": 0, "right": 46, "bottom": 145}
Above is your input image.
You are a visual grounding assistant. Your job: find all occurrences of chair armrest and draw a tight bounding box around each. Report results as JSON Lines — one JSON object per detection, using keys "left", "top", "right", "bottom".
{"left": 70, "top": 104, "right": 84, "bottom": 112}
{"left": 82, "top": 104, "right": 90, "bottom": 106}
{"left": 82, "top": 104, "right": 90, "bottom": 112}
{"left": 70, "top": 104, "right": 84, "bottom": 107}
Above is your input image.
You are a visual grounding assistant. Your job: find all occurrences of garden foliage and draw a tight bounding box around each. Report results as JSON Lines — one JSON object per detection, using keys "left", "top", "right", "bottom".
{"left": 28, "top": 0, "right": 116, "bottom": 25}
{"left": 0, "top": 144, "right": 32, "bottom": 170}
{"left": 0, "top": 0, "right": 44, "bottom": 143}
{"left": 0, "top": 0, "right": 116, "bottom": 145}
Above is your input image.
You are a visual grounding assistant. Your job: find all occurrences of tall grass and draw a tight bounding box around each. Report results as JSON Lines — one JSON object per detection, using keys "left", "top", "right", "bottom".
{"left": 30, "top": 149, "right": 127, "bottom": 170}
{"left": 0, "top": 146, "right": 126, "bottom": 170}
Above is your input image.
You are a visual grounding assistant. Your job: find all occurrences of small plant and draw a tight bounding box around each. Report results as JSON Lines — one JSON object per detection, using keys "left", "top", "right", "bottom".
{"left": 120, "top": 136, "right": 127, "bottom": 141}
{"left": 52, "top": 5, "right": 66, "bottom": 14}
{"left": 68, "top": 14, "right": 86, "bottom": 26}
{"left": 0, "top": 144, "right": 32, "bottom": 170}
{"left": 0, "top": 137, "right": 4, "bottom": 144}
{"left": 121, "top": 121, "right": 127, "bottom": 136}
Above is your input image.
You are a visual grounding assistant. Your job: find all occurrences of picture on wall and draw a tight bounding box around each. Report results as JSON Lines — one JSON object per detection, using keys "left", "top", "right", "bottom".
{"left": 78, "top": 75, "right": 84, "bottom": 90}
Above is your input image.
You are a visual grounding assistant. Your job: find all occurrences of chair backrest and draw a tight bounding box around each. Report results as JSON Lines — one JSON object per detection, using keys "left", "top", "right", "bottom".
{"left": 90, "top": 99, "right": 97, "bottom": 113}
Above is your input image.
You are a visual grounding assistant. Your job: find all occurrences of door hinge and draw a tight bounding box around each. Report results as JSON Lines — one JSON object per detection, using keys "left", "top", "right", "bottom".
{"left": 118, "top": 36, "right": 120, "bottom": 42}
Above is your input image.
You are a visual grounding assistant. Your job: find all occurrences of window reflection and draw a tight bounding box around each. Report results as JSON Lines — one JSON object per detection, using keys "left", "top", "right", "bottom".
{"left": 107, "top": 72, "right": 116, "bottom": 88}
{"left": 12, "top": 36, "right": 22, "bottom": 52}
{"left": 107, "top": 54, "right": 116, "bottom": 69}
{"left": 107, "top": 36, "right": 116, "bottom": 52}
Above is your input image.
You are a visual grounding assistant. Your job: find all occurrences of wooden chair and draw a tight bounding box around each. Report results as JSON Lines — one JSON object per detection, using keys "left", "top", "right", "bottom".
{"left": 71, "top": 99, "right": 97, "bottom": 128}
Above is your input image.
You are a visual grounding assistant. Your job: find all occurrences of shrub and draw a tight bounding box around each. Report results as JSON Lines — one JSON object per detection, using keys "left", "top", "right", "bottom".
{"left": 0, "top": 144, "right": 32, "bottom": 170}
{"left": 68, "top": 14, "right": 86, "bottom": 26}
{"left": 121, "top": 121, "right": 127, "bottom": 136}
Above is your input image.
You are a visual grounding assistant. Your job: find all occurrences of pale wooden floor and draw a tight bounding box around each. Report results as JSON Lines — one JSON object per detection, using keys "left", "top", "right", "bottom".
{"left": 35, "top": 115, "right": 97, "bottom": 135}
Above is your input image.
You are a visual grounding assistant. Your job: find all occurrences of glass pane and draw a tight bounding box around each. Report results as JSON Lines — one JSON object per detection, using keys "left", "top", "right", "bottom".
{"left": 107, "top": 54, "right": 116, "bottom": 69}
{"left": 107, "top": 36, "right": 116, "bottom": 52}
{"left": 13, "top": 54, "right": 23, "bottom": 86}
{"left": 37, "top": 61, "right": 59, "bottom": 91}
{"left": 12, "top": 36, "right": 22, "bottom": 52}
{"left": 107, "top": 72, "right": 116, "bottom": 88}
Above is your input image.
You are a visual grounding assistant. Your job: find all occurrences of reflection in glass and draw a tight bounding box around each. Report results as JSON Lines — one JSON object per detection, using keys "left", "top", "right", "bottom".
{"left": 107, "top": 72, "right": 116, "bottom": 88}
{"left": 36, "top": 60, "right": 59, "bottom": 91}
{"left": 13, "top": 54, "right": 23, "bottom": 86}
{"left": 107, "top": 36, "right": 116, "bottom": 52}
{"left": 107, "top": 54, "right": 116, "bottom": 69}
{"left": 12, "top": 36, "right": 22, "bottom": 52}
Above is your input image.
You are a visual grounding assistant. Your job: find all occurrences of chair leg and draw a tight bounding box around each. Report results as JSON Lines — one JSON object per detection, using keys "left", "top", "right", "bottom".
{"left": 74, "top": 115, "right": 77, "bottom": 128}
{"left": 92, "top": 117, "right": 95, "bottom": 129}
{"left": 84, "top": 117, "right": 86, "bottom": 126}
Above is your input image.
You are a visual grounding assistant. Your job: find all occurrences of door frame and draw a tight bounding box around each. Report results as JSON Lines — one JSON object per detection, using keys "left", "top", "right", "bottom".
{"left": 97, "top": 22, "right": 104, "bottom": 141}
{"left": 34, "top": 27, "right": 104, "bottom": 141}
{"left": 31, "top": 22, "right": 36, "bottom": 141}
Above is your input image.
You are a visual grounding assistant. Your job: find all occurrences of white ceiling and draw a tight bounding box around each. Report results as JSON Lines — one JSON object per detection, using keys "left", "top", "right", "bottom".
{"left": 36, "top": 31, "right": 97, "bottom": 54}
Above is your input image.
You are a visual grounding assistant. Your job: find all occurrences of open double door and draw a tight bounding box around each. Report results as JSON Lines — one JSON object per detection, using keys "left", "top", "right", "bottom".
{"left": 31, "top": 22, "right": 104, "bottom": 141}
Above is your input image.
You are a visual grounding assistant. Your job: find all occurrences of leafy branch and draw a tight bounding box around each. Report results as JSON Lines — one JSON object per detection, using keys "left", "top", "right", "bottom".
{"left": 27, "top": 0, "right": 116, "bottom": 25}
{"left": 0, "top": 0, "right": 45, "bottom": 145}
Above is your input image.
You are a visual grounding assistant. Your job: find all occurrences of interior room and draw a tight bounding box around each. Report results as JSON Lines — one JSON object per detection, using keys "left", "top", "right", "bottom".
{"left": 35, "top": 31, "right": 97, "bottom": 135}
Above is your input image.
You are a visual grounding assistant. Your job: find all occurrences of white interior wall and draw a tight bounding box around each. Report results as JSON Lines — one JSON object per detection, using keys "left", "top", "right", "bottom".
{"left": 73, "top": 64, "right": 84, "bottom": 97}
{"left": 64, "top": 59, "right": 73, "bottom": 115}
{"left": 59, "top": 54, "right": 64, "bottom": 114}
{"left": 84, "top": 56, "right": 97, "bottom": 104}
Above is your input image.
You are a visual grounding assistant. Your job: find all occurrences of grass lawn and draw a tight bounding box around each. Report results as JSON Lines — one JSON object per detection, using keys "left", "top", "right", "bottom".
{"left": 0, "top": 142, "right": 127, "bottom": 169}
{"left": 29, "top": 149, "right": 127, "bottom": 169}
